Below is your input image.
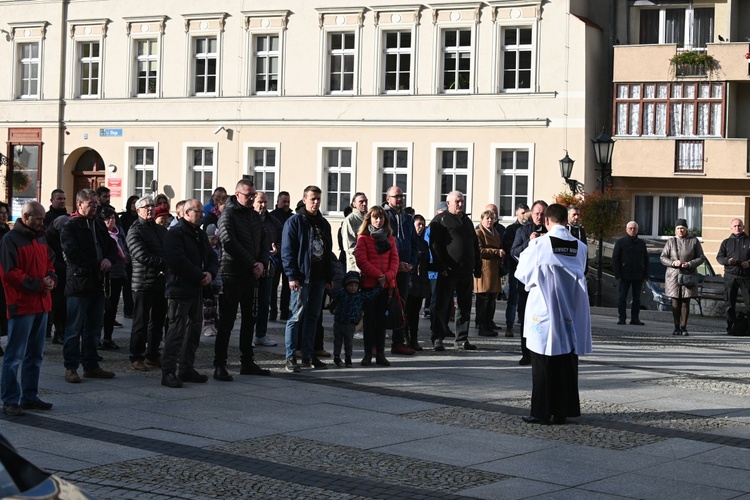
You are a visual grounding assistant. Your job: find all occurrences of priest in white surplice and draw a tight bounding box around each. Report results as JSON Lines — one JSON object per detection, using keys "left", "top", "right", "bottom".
{"left": 515, "top": 203, "right": 592, "bottom": 425}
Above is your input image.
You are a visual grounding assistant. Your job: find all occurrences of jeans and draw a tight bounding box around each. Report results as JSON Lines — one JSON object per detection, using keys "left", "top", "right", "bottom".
{"left": 431, "top": 270, "right": 473, "bottom": 344}
{"left": 1, "top": 312, "right": 47, "bottom": 405}
{"left": 162, "top": 298, "right": 202, "bottom": 376}
{"left": 618, "top": 280, "right": 643, "bottom": 321}
{"left": 255, "top": 276, "right": 272, "bottom": 339}
{"left": 284, "top": 280, "right": 325, "bottom": 359}
{"left": 130, "top": 287, "right": 167, "bottom": 363}
{"left": 505, "top": 270, "right": 519, "bottom": 328}
{"left": 215, "top": 276, "right": 257, "bottom": 368}
{"left": 64, "top": 294, "right": 105, "bottom": 371}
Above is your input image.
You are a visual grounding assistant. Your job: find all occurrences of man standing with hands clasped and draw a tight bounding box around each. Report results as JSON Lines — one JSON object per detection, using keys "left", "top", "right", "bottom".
{"left": 516, "top": 203, "right": 592, "bottom": 425}
{"left": 716, "top": 219, "right": 750, "bottom": 334}
{"left": 612, "top": 221, "right": 648, "bottom": 326}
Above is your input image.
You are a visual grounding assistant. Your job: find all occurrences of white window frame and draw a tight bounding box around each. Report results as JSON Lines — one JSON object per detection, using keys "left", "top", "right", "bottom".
{"left": 251, "top": 33, "right": 281, "bottom": 95}
{"left": 183, "top": 13, "right": 226, "bottom": 97}
{"left": 372, "top": 143, "right": 413, "bottom": 206}
{"left": 125, "top": 143, "right": 159, "bottom": 200}
{"left": 77, "top": 40, "right": 102, "bottom": 99}
{"left": 430, "top": 143, "right": 474, "bottom": 214}
{"left": 326, "top": 31, "right": 358, "bottom": 95}
{"left": 490, "top": 143, "right": 535, "bottom": 223}
{"left": 633, "top": 194, "right": 703, "bottom": 238}
{"left": 183, "top": 143, "right": 218, "bottom": 203}
{"left": 499, "top": 25, "right": 534, "bottom": 92}
{"left": 124, "top": 17, "right": 166, "bottom": 98}
{"left": 379, "top": 29, "right": 415, "bottom": 94}
{"left": 316, "top": 8, "right": 365, "bottom": 96}
{"left": 67, "top": 19, "right": 108, "bottom": 99}
{"left": 244, "top": 142, "right": 281, "bottom": 203}
{"left": 438, "top": 26, "right": 475, "bottom": 94}
{"left": 133, "top": 38, "right": 159, "bottom": 97}
{"left": 192, "top": 36, "right": 219, "bottom": 97}
{"left": 16, "top": 41, "right": 41, "bottom": 99}
{"left": 637, "top": 6, "right": 714, "bottom": 50}
{"left": 243, "top": 10, "right": 289, "bottom": 96}
{"left": 8, "top": 22, "right": 47, "bottom": 100}
{"left": 318, "top": 142, "right": 357, "bottom": 216}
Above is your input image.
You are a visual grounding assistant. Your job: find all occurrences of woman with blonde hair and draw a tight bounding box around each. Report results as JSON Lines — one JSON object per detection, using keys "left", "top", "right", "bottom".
{"left": 474, "top": 210, "right": 505, "bottom": 337}
{"left": 354, "top": 206, "right": 399, "bottom": 366}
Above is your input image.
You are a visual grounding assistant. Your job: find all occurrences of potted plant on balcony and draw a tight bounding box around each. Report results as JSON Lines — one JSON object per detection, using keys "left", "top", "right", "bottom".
{"left": 669, "top": 51, "right": 718, "bottom": 78}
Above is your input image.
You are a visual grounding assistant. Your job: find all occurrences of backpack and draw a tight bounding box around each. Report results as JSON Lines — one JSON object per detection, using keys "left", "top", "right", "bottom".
{"left": 729, "top": 312, "right": 750, "bottom": 336}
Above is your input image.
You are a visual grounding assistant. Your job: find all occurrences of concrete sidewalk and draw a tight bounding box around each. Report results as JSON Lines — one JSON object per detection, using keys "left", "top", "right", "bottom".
{"left": 2, "top": 306, "right": 750, "bottom": 499}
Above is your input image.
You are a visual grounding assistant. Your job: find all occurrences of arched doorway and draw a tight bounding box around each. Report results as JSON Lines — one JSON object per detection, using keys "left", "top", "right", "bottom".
{"left": 73, "top": 149, "right": 106, "bottom": 194}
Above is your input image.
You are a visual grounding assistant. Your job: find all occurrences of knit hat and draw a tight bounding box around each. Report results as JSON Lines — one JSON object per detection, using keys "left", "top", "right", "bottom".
{"left": 343, "top": 271, "right": 361, "bottom": 286}
{"left": 154, "top": 206, "right": 170, "bottom": 219}
{"left": 205, "top": 224, "right": 218, "bottom": 237}
{"left": 436, "top": 201, "right": 448, "bottom": 212}
{"left": 675, "top": 218, "right": 688, "bottom": 229}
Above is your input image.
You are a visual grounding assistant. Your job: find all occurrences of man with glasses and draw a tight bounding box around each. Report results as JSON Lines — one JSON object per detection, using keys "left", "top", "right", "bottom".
{"left": 383, "top": 186, "right": 419, "bottom": 355}
{"left": 717, "top": 219, "right": 750, "bottom": 334}
{"left": 213, "top": 179, "right": 270, "bottom": 381}
{"left": 126, "top": 196, "right": 168, "bottom": 372}
{"left": 61, "top": 189, "right": 118, "bottom": 383}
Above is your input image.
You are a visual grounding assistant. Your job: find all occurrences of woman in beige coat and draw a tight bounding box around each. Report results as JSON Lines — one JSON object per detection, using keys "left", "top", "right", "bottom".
{"left": 474, "top": 210, "right": 505, "bottom": 337}
{"left": 659, "top": 218, "right": 705, "bottom": 336}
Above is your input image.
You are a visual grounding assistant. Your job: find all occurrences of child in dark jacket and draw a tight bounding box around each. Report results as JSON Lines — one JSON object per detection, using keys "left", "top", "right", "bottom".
{"left": 331, "top": 271, "right": 382, "bottom": 367}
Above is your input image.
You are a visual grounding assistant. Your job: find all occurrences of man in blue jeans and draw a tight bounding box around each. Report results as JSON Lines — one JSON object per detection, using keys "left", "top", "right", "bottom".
{"left": 61, "top": 189, "right": 118, "bottom": 383}
{"left": 0, "top": 201, "right": 57, "bottom": 416}
{"left": 282, "top": 186, "right": 333, "bottom": 372}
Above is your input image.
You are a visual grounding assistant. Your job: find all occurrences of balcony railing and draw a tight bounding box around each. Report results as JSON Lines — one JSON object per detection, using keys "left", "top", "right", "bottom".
{"left": 675, "top": 140, "right": 704, "bottom": 173}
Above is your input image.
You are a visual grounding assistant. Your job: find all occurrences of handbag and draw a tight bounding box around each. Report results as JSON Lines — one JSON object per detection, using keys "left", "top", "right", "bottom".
{"left": 384, "top": 287, "right": 406, "bottom": 330}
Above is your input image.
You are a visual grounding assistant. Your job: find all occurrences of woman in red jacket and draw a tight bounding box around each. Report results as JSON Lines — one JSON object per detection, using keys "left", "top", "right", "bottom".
{"left": 354, "top": 206, "right": 399, "bottom": 366}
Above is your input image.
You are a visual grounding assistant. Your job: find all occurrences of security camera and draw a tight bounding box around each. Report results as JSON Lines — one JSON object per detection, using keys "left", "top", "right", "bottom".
{"left": 213, "top": 126, "right": 225, "bottom": 135}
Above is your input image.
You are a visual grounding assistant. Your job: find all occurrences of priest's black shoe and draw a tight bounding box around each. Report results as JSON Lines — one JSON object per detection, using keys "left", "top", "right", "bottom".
{"left": 179, "top": 370, "right": 209, "bottom": 383}
{"left": 522, "top": 415, "right": 549, "bottom": 425}
{"left": 240, "top": 361, "right": 270, "bottom": 376}
{"left": 213, "top": 366, "right": 234, "bottom": 382}
{"left": 161, "top": 373, "right": 183, "bottom": 388}
{"left": 551, "top": 416, "right": 567, "bottom": 425}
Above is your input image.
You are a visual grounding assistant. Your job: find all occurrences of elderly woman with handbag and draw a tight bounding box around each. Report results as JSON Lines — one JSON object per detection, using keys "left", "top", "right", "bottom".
{"left": 355, "top": 206, "right": 399, "bottom": 367}
{"left": 660, "top": 218, "right": 706, "bottom": 336}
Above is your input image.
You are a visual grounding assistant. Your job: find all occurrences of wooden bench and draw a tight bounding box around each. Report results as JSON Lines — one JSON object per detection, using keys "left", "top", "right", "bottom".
{"left": 694, "top": 275, "right": 725, "bottom": 316}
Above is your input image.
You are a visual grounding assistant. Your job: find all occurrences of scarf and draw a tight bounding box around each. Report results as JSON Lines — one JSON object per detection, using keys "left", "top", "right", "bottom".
{"left": 108, "top": 227, "right": 127, "bottom": 263}
{"left": 369, "top": 225, "right": 392, "bottom": 254}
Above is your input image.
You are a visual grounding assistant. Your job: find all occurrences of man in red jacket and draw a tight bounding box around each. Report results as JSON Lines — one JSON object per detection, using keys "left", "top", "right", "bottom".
{"left": 0, "top": 201, "right": 56, "bottom": 416}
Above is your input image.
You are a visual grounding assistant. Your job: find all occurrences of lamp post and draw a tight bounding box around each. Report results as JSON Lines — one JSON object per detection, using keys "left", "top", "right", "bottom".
{"left": 559, "top": 151, "right": 583, "bottom": 194}
{"left": 591, "top": 128, "right": 616, "bottom": 307}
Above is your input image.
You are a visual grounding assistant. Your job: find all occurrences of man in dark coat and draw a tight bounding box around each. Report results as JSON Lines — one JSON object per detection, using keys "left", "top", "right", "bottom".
{"left": 270, "top": 191, "right": 292, "bottom": 321}
{"left": 429, "top": 191, "right": 482, "bottom": 352}
{"left": 502, "top": 203, "right": 528, "bottom": 336}
{"left": 716, "top": 218, "right": 750, "bottom": 333}
{"left": 253, "top": 191, "right": 282, "bottom": 347}
{"left": 43, "top": 189, "right": 67, "bottom": 228}
{"left": 213, "top": 179, "right": 270, "bottom": 381}
{"left": 612, "top": 221, "right": 649, "bottom": 326}
{"left": 61, "top": 189, "right": 118, "bottom": 383}
{"left": 160, "top": 199, "right": 219, "bottom": 388}
{"left": 126, "top": 196, "right": 168, "bottom": 371}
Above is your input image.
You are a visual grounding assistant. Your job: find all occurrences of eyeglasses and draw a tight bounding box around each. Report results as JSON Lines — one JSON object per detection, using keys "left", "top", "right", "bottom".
{"left": 0, "top": 212, "right": 8, "bottom": 217}
{"left": 237, "top": 191, "right": 256, "bottom": 199}
{"left": 187, "top": 209, "right": 205, "bottom": 215}
{"left": 389, "top": 194, "right": 405, "bottom": 199}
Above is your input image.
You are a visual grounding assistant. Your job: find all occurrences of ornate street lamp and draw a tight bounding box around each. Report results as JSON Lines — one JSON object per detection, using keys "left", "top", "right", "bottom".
{"left": 591, "top": 128, "right": 616, "bottom": 307}
{"left": 559, "top": 151, "right": 583, "bottom": 193}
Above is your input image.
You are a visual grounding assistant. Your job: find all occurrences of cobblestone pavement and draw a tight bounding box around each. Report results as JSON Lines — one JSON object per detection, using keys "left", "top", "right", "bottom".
{"left": 3, "top": 307, "right": 750, "bottom": 499}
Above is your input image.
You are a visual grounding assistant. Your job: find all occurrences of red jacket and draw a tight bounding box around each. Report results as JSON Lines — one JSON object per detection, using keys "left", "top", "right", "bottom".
{"left": 354, "top": 234, "right": 399, "bottom": 289}
{"left": 0, "top": 221, "right": 56, "bottom": 317}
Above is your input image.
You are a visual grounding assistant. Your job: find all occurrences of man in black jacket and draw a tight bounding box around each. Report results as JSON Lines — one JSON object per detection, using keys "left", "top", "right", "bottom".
{"left": 716, "top": 218, "right": 750, "bottom": 333}
{"left": 61, "top": 189, "right": 118, "bottom": 383}
{"left": 126, "top": 196, "right": 168, "bottom": 371}
{"left": 428, "top": 191, "right": 482, "bottom": 352}
{"left": 161, "top": 199, "right": 219, "bottom": 388}
{"left": 502, "top": 203, "right": 528, "bottom": 336}
{"left": 253, "top": 191, "right": 282, "bottom": 347}
{"left": 43, "top": 189, "right": 67, "bottom": 228}
{"left": 213, "top": 179, "right": 270, "bottom": 381}
{"left": 612, "top": 221, "right": 649, "bottom": 326}
{"left": 270, "top": 191, "right": 292, "bottom": 321}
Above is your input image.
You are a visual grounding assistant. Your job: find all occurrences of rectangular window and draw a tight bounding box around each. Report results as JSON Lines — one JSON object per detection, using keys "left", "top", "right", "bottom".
{"left": 442, "top": 29, "right": 472, "bottom": 92}
{"left": 638, "top": 7, "right": 714, "bottom": 50}
{"left": 189, "top": 148, "right": 215, "bottom": 203}
{"left": 380, "top": 148, "right": 409, "bottom": 202}
{"left": 18, "top": 43, "right": 40, "bottom": 98}
{"left": 438, "top": 149, "right": 470, "bottom": 204}
{"left": 497, "top": 150, "right": 529, "bottom": 218}
{"left": 194, "top": 37, "right": 217, "bottom": 95}
{"left": 328, "top": 32, "right": 355, "bottom": 93}
{"left": 383, "top": 31, "right": 411, "bottom": 93}
{"left": 675, "top": 140, "right": 704, "bottom": 172}
{"left": 634, "top": 194, "right": 703, "bottom": 237}
{"left": 253, "top": 34, "right": 279, "bottom": 94}
{"left": 502, "top": 27, "right": 532, "bottom": 91}
{"left": 135, "top": 39, "right": 158, "bottom": 96}
{"left": 11, "top": 143, "right": 40, "bottom": 220}
{"left": 132, "top": 147, "right": 156, "bottom": 199}
{"left": 79, "top": 41, "right": 100, "bottom": 97}
{"left": 615, "top": 82, "right": 723, "bottom": 137}
{"left": 249, "top": 148, "right": 277, "bottom": 203}
{"left": 324, "top": 148, "right": 352, "bottom": 213}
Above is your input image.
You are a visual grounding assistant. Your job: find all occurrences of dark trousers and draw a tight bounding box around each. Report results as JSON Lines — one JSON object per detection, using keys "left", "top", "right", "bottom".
{"left": 162, "top": 297, "right": 202, "bottom": 376}
{"left": 431, "top": 270, "right": 473, "bottom": 344}
{"left": 391, "top": 272, "right": 410, "bottom": 346}
{"left": 405, "top": 293, "right": 423, "bottom": 342}
{"left": 363, "top": 288, "right": 388, "bottom": 355}
{"left": 255, "top": 276, "right": 272, "bottom": 338}
{"left": 271, "top": 267, "right": 290, "bottom": 320}
{"left": 725, "top": 275, "right": 750, "bottom": 329}
{"left": 529, "top": 350, "right": 581, "bottom": 420}
{"left": 47, "top": 284, "right": 67, "bottom": 339}
{"left": 618, "top": 279, "right": 643, "bottom": 321}
{"left": 129, "top": 287, "right": 167, "bottom": 363}
{"left": 122, "top": 263, "right": 133, "bottom": 316}
{"left": 214, "top": 276, "right": 256, "bottom": 368}
{"left": 505, "top": 270, "right": 519, "bottom": 328}
{"left": 475, "top": 292, "right": 498, "bottom": 329}
{"left": 333, "top": 322, "right": 355, "bottom": 358}
{"left": 517, "top": 289, "right": 531, "bottom": 359}
{"left": 103, "top": 277, "right": 125, "bottom": 341}
{"left": 63, "top": 294, "right": 105, "bottom": 371}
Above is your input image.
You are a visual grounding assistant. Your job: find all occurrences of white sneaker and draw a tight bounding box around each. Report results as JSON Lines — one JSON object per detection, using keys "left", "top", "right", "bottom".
{"left": 255, "top": 336, "right": 277, "bottom": 347}
{"left": 202, "top": 324, "right": 217, "bottom": 337}
{"left": 353, "top": 332, "right": 364, "bottom": 340}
